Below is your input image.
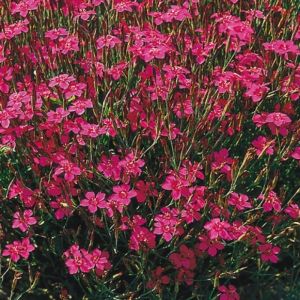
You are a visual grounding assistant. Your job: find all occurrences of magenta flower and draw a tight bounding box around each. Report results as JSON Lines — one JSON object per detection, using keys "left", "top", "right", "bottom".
{"left": 218, "top": 285, "right": 240, "bottom": 300}
{"left": 54, "top": 159, "right": 81, "bottom": 182}
{"left": 11, "top": 0, "right": 40, "bottom": 17}
{"left": 50, "top": 197, "right": 74, "bottom": 220}
{"left": 161, "top": 175, "right": 190, "bottom": 200}
{"left": 204, "top": 218, "right": 232, "bottom": 240}
{"left": 252, "top": 136, "right": 274, "bottom": 156}
{"left": 90, "top": 248, "right": 111, "bottom": 276}
{"left": 228, "top": 192, "right": 252, "bottom": 211}
{"left": 291, "top": 147, "right": 300, "bottom": 160}
{"left": 265, "top": 112, "right": 292, "bottom": 127}
{"left": 3, "top": 237, "right": 35, "bottom": 262}
{"left": 197, "top": 234, "right": 224, "bottom": 257}
{"left": 129, "top": 226, "right": 156, "bottom": 251}
{"left": 285, "top": 204, "right": 300, "bottom": 219}
{"left": 12, "top": 209, "right": 37, "bottom": 232}
{"left": 211, "top": 149, "right": 234, "bottom": 181}
{"left": 153, "top": 207, "right": 180, "bottom": 242}
{"left": 97, "top": 154, "right": 121, "bottom": 181}
{"left": 49, "top": 74, "right": 75, "bottom": 90}
{"left": 119, "top": 152, "right": 145, "bottom": 182}
{"left": 80, "top": 191, "right": 107, "bottom": 213}
{"left": 68, "top": 98, "right": 93, "bottom": 115}
{"left": 64, "top": 246, "right": 93, "bottom": 274}
{"left": 107, "top": 184, "right": 137, "bottom": 215}
{"left": 47, "top": 108, "right": 70, "bottom": 124}
{"left": 258, "top": 243, "right": 280, "bottom": 263}
{"left": 111, "top": 184, "right": 136, "bottom": 205}
{"left": 260, "top": 191, "right": 281, "bottom": 212}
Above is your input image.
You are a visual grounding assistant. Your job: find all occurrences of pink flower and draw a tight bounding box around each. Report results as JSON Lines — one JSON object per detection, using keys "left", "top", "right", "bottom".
{"left": 161, "top": 175, "right": 190, "bottom": 200}
{"left": 58, "top": 35, "right": 80, "bottom": 54}
{"left": 263, "top": 40, "right": 299, "bottom": 57}
{"left": 3, "top": 237, "right": 35, "bottom": 262}
{"left": 252, "top": 136, "right": 274, "bottom": 156}
{"left": 285, "top": 204, "right": 300, "bottom": 219}
{"left": 129, "top": 226, "right": 156, "bottom": 251}
{"left": 54, "top": 159, "right": 81, "bottom": 182}
{"left": 12, "top": 209, "right": 37, "bottom": 232}
{"left": 260, "top": 191, "right": 281, "bottom": 212}
{"left": 218, "top": 285, "right": 240, "bottom": 300}
{"left": 291, "top": 147, "right": 300, "bottom": 160}
{"left": 258, "top": 243, "right": 280, "bottom": 263}
{"left": 50, "top": 197, "right": 74, "bottom": 220}
{"left": 228, "top": 192, "right": 252, "bottom": 211}
{"left": 211, "top": 149, "right": 234, "bottom": 181}
{"left": 90, "top": 248, "right": 111, "bottom": 276}
{"left": 45, "top": 28, "right": 69, "bottom": 40}
{"left": 119, "top": 152, "right": 145, "bottom": 183}
{"left": 80, "top": 123, "right": 102, "bottom": 138}
{"left": 107, "top": 184, "right": 137, "bottom": 215}
{"left": 153, "top": 207, "right": 180, "bottom": 242}
{"left": 64, "top": 82, "right": 86, "bottom": 99}
{"left": 47, "top": 108, "right": 70, "bottom": 124}
{"left": 64, "top": 246, "right": 93, "bottom": 274}
{"left": 97, "top": 154, "right": 121, "bottom": 181}
{"left": 197, "top": 234, "right": 224, "bottom": 256}
{"left": 80, "top": 191, "right": 107, "bottom": 213}
{"left": 96, "top": 35, "right": 121, "bottom": 49}
{"left": 265, "top": 112, "right": 292, "bottom": 127}
{"left": 68, "top": 98, "right": 93, "bottom": 115}
{"left": 204, "top": 218, "right": 232, "bottom": 240}
{"left": 244, "top": 83, "right": 269, "bottom": 102}
{"left": 11, "top": 0, "right": 40, "bottom": 17}
{"left": 49, "top": 74, "right": 75, "bottom": 90}
{"left": 111, "top": 184, "right": 136, "bottom": 205}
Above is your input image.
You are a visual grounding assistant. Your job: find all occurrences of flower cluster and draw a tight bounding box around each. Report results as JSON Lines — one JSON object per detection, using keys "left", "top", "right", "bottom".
{"left": 0, "top": 0, "right": 299, "bottom": 299}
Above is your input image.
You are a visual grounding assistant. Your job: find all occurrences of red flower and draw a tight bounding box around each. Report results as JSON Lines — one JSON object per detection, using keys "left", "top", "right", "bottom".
{"left": 291, "top": 147, "right": 300, "bottom": 160}
{"left": 146, "top": 267, "right": 170, "bottom": 289}
{"left": 97, "top": 154, "right": 121, "bottom": 181}
{"left": 211, "top": 149, "right": 234, "bottom": 181}
{"left": 258, "top": 243, "right": 280, "bottom": 263}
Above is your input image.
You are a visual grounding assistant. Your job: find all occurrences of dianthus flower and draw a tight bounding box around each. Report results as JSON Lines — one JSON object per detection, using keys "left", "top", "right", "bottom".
{"left": 3, "top": 237, "right": 35, "bottom": 262}
{"left": 218, "top": 285, "right": 240, "bottom": 300}
{"left": 204, "top": 218, "right": 232, "bottom": 240}
{"left": 228, "top": 192, "right": 252, "bottom": 211}
{"left": 258, "top": 243, "right": 280, "bottom": 263}
{"left": 80, "top": 191, "right": 107, "bottom": 213}
{"left": 12, "top": 209, "right": 37, "bottom": 232}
